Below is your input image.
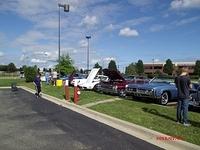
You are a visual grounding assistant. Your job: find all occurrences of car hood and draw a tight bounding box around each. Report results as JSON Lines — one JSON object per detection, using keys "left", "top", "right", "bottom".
{"left": 103, "top": 69, "right": 125, "bottom": 81}
{"left": 128, "top": 82, "right": 175, "bottom": 90}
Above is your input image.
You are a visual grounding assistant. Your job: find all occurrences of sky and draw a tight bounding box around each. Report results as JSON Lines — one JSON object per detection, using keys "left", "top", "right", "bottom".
{"left": 0, "top": 0, "right": 200, "bottom": 72}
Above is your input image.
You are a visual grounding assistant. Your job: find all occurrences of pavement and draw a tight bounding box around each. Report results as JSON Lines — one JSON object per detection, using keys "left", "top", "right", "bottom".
{"left": 0, "top": 88, "right": 162, "bottom": 150}
{"left": 0, "top": 86, "right": 199, "bottom": 150}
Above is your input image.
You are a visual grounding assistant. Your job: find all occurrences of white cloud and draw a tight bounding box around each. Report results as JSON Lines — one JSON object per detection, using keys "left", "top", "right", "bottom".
{"left": 81, "top": 15, "right": 98, "bottom": 27}
{"left": 31, "top": 58, "right": 46, "bottom": 63}
{"left": 79, "top": 40, "right": 88, "bottom": 48}
{"left": 171, "top": 0, "right": 200, "bottom": 9}
{"left": 0, "top": 51, "right": 4, "bottom": 57}
{"left": 15, "top": 30, "right": 45, "bottom": 46}
{"left": 119, "top": 27, "right": 139, "bottom": 37}
{"left": 175, "top": 16, "right": 200, "bottom": 26}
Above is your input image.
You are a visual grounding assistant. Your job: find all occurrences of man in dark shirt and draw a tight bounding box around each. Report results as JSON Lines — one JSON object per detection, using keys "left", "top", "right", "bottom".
{"left": 33, "top": 73, "right": 42, "bottom": 98}
{"left": 175, "top": 67, "right": 192, "bottom": 126}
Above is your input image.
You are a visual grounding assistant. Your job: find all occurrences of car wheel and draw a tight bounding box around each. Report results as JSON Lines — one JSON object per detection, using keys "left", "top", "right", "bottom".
{"left": 119, "top": 90, "right": 126, "bottom": 97}
{"left": 160, "top": 92, "right": 169, "bottom": 105}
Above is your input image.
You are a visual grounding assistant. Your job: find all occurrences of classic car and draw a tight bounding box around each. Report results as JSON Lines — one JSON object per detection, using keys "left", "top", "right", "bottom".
{"left": 125, "top": 77, "right": 200, "bottom": 105}
{"left": 189, "top": 83, "right": 200, "bottom": 108}
{"left": 125, "top": 77, "right": 177, "bottom": 105}
{"left": 124, "top": 75, "right": 149, "bottom": 84}
{"left": 79, "top": 74, "right": 108, "bottom": 90}
{"left": 95, "top": 69, "right": 148, "bottom": 96}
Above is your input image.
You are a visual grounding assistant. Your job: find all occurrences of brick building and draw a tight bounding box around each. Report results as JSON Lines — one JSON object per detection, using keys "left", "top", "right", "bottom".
{"left": 144, "top": 61, "right": 196, "bottom": 75}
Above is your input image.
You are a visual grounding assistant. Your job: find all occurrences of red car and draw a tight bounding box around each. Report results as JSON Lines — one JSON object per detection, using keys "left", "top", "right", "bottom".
{"left": 96, "top": 69, "right": 149, "bottom": 96}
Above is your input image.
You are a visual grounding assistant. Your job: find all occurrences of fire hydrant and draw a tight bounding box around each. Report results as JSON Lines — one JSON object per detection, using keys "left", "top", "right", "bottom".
{"left": 64, "top": 80, "right": 70, "bottom": 101}
{"left": 74, "top": 80, "right": 81, "bottom": 104}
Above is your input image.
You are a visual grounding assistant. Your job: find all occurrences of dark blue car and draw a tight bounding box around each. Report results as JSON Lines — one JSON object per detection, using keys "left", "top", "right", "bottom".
{"left": 125, "top": 77, "right": 177, "bottom": 105}
{"left": 126, "top": 77, "right": 200, "bottom": 105}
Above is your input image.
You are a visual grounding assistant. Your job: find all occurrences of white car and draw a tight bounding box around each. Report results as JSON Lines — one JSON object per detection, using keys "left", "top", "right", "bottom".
{"left": 79, "top": 74, "right": 108, "bottom": 90}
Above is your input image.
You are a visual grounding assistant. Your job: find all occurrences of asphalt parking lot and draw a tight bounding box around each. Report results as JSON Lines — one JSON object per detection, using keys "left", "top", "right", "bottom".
{"left": 0, "top": 88, "right": 163, "bottom": 150}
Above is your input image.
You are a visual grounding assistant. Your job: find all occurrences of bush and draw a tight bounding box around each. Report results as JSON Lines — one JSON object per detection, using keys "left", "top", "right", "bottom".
{"left": 24, "top": 67, "right": 36, "bottom": 82}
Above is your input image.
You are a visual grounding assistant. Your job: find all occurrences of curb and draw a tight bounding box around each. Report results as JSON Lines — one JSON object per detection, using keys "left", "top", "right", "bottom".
{"left": 19, "top": 86, "right": 200, "bottom": 150}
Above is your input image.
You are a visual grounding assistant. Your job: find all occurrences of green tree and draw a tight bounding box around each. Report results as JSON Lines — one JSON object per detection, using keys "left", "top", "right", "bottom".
{"left": 7, "top": 63, "right": 17, "bottom": 72}
{"left": 194, "top": 60, "right": 200, "bottom": 77}
{"left": 125, "top": 63, "right": 136, "bottom": 75}
{"left": 163, "top": 59, "right": 173, "bottom": 75}
{"left": 0, "top": 65, "right": 8, "bottom": 71}
{"left": 55, "top": 54, "right": 75, "bottom": 75}
{"left": 136, "top": 60, "right": 144, "bottom": 75}
{"left": 24, "top": 66, "right": 37, "bottom": 82}
{"left": 94, "top": 62, "right": 102, "bottom": 74}
{"left": 108, "top": 60, "right": 117, "bottom": 71}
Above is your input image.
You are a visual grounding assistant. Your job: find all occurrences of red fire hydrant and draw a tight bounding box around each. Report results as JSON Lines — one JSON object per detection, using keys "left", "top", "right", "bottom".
{"left": 64, "top": 80, "right": 70, "bottom": 101}
{"left": 74, "top": 80, "right": 81, "bottom": 104}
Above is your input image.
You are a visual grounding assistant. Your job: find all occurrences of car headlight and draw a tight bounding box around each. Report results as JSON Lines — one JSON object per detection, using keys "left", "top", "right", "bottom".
{"left": 125, "top": 84, "right": 128, "bottom": 88}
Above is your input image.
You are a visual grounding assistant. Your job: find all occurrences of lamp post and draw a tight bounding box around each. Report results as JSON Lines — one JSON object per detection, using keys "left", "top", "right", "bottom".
{"left": 86, "top": 36, "right": 91, "bottom": 73}
{"left": 152, "top": 58, "right": 155, "bottom": 76}
{"left": 58, "top": 3, "right": 69, "bottom": 76}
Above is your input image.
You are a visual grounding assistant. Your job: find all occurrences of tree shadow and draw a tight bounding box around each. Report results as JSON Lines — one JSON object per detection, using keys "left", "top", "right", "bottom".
{"left": 142, "top": 107, "right": 200, "bottom": 128}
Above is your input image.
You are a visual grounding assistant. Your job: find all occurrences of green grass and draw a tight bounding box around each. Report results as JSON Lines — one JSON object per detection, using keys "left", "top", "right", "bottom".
{"left": 0, "top": 78, "right": 24, "bottom": 86}
{"left": 1, "top": 78, "right": 200, "bottom": 145}
{"left": 0, "top": 79, "right": 113, "bottom": 105}
{"left": 90, "top": 99, "right": 200, "bottom": 145}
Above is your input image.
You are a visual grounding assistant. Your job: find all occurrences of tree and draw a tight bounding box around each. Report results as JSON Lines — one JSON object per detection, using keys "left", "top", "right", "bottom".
{"left": 163, "top": 59, "right": 173, "bottom": 75}
{"left": 7, "top": 63, "right": 17, "bottom": 72}
{"left": 136, "top": 60, "right": 144, "bottom": 75}
{"left": 24, "top": 66, "right": 37, "bottom": 82}
{"left": 55, "top": 54, "right": 75, "bottom": 75}
{"left": 108, "top": 60, "right": 117, "bottom": 71}
{"left": 194, "top": 60, "right": 200, "bottom": 77}
{"left": 0, "top": 65, "right": 8, "bottom": 71}
{"left": 125, "top": 63, "right": 136, "bottom": 75}
{"left": 94, "top": 62, "right": 102, "bottom": 74}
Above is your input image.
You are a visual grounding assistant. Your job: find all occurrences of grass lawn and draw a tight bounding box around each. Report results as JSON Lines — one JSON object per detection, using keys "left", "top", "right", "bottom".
{"left": 0, "top": 79, "right": 113, "bottom": 105}
{"left": 1, "top": 78, "right": 200, "bottom": 145}
{"left": 90, "top": 99, "right": 200, "bottom": 145}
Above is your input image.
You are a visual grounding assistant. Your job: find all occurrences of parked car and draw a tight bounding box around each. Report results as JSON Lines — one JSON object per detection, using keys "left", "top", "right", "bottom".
{"left": 96, "top": 69, "right": 148, "bottom": 96}
{"left": 125, "top": 77, "right": 177, "bottom": 105}
{"left": 189, "top": 83, "right": 200, "bottom": 108}
{"left": 125, "top": 77, "right": 200, "bottom": 105}
{"left": 68, "top": 72, "right": 87, "bottom": 86}
{"left": 79, "top": 74, "right": 108, "bottom": 90}
{"left": 124, "top": 75, "right": 149, "bottom": 84}
{"left": 77, "top": 68, "right": 101, "bottom": 89}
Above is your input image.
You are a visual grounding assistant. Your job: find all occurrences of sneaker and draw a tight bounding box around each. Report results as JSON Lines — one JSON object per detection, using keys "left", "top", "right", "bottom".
{"left": 183, "top": 123, "right": 191, "bottom": 127}
{"left": 176, "top": 121, "right": 181, "bottom": 124}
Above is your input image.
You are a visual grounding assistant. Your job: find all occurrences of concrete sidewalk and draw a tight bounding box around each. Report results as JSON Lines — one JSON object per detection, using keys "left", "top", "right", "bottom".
{"left": 19, "top": 86, "right": 200, "bottom": 150}
{"left": 82, "top": 97, "right": 122, "bottom": 108}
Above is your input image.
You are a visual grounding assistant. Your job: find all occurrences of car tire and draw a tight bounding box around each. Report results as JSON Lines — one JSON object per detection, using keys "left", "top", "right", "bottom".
{"left": 119, "top": 90, "right": 126, "bottom": 97}
{"left": 159, "top": 92, "right": 169, "bottom": 105}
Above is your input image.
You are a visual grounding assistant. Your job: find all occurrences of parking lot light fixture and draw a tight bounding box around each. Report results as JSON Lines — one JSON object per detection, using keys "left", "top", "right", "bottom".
{"left": 58, "top": 3, "right": 69, "bottom": 76}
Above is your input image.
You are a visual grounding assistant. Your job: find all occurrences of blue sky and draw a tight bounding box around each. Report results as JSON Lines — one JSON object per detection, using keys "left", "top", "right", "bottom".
{"left": 0, "top": 0, "right": 200, "bottom": 72}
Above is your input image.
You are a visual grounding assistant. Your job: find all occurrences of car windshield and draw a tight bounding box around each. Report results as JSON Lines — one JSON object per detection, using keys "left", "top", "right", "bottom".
{"left": 150, "top": 77, "right": 174, "bottom": 84}
{"left": 124, "top": 76, "right": 135, "bottom": 80}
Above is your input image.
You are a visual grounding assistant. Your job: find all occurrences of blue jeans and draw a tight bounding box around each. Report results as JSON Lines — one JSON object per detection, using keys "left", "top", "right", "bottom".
{"left": 176, "top": 99, "right": 189, "bottom": 123}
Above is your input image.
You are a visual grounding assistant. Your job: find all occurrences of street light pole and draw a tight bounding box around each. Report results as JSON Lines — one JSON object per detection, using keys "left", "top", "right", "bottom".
{"left": 152, "top": 58, "right": 155, "bottom": 76}
{"left": 58, "top": 3, "right": 69, "bottom": 76}
{"left": 86, "top": 36, "right": 91, "bottom": 73}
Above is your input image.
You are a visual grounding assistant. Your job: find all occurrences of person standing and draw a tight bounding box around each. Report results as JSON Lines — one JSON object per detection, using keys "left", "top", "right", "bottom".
{"left": 33, "top": 73, "right": 42, "bottom": 98}
{"left": 175, "top": 67, "right": 192, "bottom": 126}
{"left": 52, "top": 70, "right": 58, "bottom": 86}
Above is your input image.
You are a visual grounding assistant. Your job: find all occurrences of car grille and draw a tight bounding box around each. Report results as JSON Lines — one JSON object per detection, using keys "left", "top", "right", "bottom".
{"left": 127, "top": 87, "right": 137, "bottom": 92}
